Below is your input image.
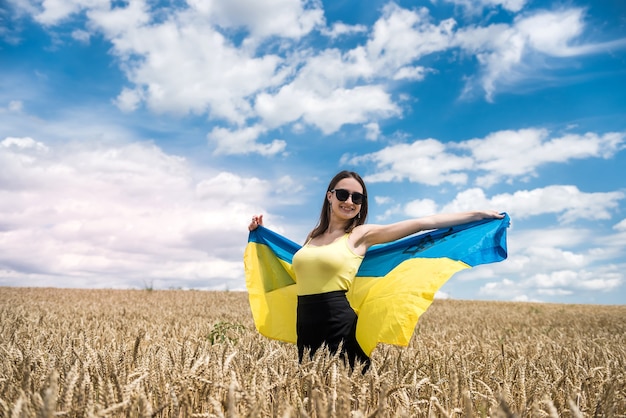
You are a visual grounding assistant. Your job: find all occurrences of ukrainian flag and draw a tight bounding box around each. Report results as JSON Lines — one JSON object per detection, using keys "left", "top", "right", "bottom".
{"left": 244, "top": 214, "right": 510, "bottom": 356}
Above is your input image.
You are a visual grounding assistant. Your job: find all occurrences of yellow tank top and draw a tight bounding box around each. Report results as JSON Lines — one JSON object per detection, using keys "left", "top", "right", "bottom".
{"left": 292, "top": 234, "right": 364, "bottom": 296}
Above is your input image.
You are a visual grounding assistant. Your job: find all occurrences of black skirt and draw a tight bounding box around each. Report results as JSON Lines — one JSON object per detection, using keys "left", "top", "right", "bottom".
{"left": 297, "top": 290, "right": 370, "bottom": 371}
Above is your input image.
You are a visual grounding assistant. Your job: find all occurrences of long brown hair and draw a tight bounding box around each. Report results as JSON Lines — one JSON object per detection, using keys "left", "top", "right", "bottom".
{"left": 308, "top": 170, "right": 369, "bottom": 239}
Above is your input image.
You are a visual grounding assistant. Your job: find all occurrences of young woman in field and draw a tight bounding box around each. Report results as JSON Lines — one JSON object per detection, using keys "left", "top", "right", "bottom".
{"left": 248, "top": 170, "right": 503, "bottom": 371}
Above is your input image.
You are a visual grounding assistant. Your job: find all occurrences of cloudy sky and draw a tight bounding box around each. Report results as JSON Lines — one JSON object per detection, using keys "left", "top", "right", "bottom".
{"left": 1, "top": 0, "right": 625, "bottom": 304}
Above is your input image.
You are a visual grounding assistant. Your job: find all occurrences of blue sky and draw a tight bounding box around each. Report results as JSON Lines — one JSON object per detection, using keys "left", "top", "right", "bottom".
{"left": 1, "top": 0, "right": 625, "bottom": 304}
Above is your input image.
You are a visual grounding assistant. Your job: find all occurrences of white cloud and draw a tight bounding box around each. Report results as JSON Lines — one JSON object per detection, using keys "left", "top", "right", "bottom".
{"left": 1, "top": 100, "right": 24, "bottom": 113}
{"left": 442, "top": 185, "right": 624, "bottom": 223}
{"left": 303, "top": 3, "right": 449, "bottom": 95}
{"left": 374, "top": 205, "right": 403, "bottom": 222}
{"left": 82, "top": 0, "right": 327, "bottom": 132}
{"left": 114, "top": 87, "right": 144, "bottom": 112}
{"left": 30, "top": 1, "right": 456, "bottom": 150}
{"left": 107, "top": 18, "right": 284, "bottom": 124}
{"left": 254, "top": 3, "right": 454, "bottom": 129}
{"left": 374, "top": 196, "right": 393, "bottom": 205}
{"left": 364, "top": 122, "right": 381, "bottom": 141}
{"left": 86, "top": 1, "right": 149, "bottom": 38}
{"left": 463, "top": 223, "right": 625, "bottom": 301}
{"left": 30, "top": 0, "right": 100, "bottom": 25}
{"left": 17, "top": 0, "right": 625, "bottom": 155}
{"left": 71, "top": 29, "right": 91, "bottom": 43}
{"left": 477, "top": 266, "right": 623, "bottom": 301}
{"left": 348, "top": 128, "right": 625, "bottom": 187}
{"left": 1, "top": 136, "right": 49, "bottom": 151}
{"left": 441, "top": 0, "right": 528, "bottom": 14}
{"left": 516, "top": 9, "right": 626, "bottom": 57}
{"left": 511, "top": 294, "right": 541, "bottom": 302}
{"left": 523, "top": 246, "right": 586, "bottom": 270}
{"left": 479, "top": 278, "right": 520, "bottom": 299}
{"left": 461, "top": 129, "right": 625, "bottom": 187}
{"left": 364, "top": 4, "right": 456, "bottom": 69}
{"left": 207, "top": 125, "right": 286, "bottom": 156}
{"left": 13, "top": 0, "right": 626, "bottom": 140}
{"left": 187, "top": 0, "right": 324, "bottom": 40}
{"left": 515, "top": 8, "right": 585, "bottom": 57}
{"left": 0, "top": 136, "right": 273, "bottom": 290}
{"left": 8, "top": 100, "right": 23, "bottom": 112}
{"left": 256, "top": 83, "right": 400, "bottom": 134}
{"left": 95, "top": 1, "right": 408, "bottom": 139}
{"left": 604, "top": 220, "right": 626, "bottom": 250}
{"left": 348, "top": 138, "right": 472, "bottom": 185}
{"left": 454, "top": 8, "right": 626, "bottom": 100}
{"left": 29, "top": 0, "right": 325, "bottom": 41}
{"left": 393, "top": 65, "right": 429, "bottom": 81}
{"left": 273, "top": 175, "right": 305, "bottom": 195}
{"left": 453, "top": 22, "right": 522, "bottom": 100}
{"left": 322, "top": 22, "right": 368, "bottom": 39}
{"left": 527, "top": 270, "right": 622, "bottom": 292}
{"left": 404, "top": 198, "right": 439, "bottom": 217}
{"left": 195, "top": 172, "right": 269, "bottom": 202}
{"left": 535, "top": 288, "right": 573, "bottom": 296}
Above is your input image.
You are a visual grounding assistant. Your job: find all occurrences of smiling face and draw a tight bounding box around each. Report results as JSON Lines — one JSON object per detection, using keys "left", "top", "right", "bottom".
{"left": 309, "top": 171, "right": 368, "bottom": 238}
{"left": 327, "top": 177, "right": 364, "bottom": 221}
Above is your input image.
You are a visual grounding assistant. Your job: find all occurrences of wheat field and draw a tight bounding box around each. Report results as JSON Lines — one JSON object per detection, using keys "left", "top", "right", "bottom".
{"left": 0, "top": 287, "right": 624, "bottom": 417}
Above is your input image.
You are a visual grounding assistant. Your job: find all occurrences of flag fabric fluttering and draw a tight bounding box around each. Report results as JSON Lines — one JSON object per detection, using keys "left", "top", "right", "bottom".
{"left": 244, "top": 214, "right": 510, "bottom": 356}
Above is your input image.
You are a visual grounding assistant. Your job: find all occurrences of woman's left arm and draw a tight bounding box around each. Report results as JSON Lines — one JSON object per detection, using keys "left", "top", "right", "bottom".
{"left": 354, "top": 210, "right": 504, "bottom": 251}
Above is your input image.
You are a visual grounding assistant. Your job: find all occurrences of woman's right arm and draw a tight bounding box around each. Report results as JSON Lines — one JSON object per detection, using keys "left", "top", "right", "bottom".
{"left": 352, "top": 210, "right": 503, "bottom": 254}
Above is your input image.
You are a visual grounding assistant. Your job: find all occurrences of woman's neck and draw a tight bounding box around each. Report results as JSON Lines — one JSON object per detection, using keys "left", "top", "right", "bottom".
{"left": 326, "top": 218, "right": 350, "bottom": 236}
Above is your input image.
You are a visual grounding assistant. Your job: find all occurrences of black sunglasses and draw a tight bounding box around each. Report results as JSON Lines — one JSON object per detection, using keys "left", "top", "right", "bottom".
{"left": 330, "top": 189, "right": 366, "bottom": 205}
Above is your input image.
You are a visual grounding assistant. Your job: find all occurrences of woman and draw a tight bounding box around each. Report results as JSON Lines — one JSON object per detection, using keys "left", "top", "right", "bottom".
{"left": 248, "top": 170, "right": 503, "bottom": 371}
